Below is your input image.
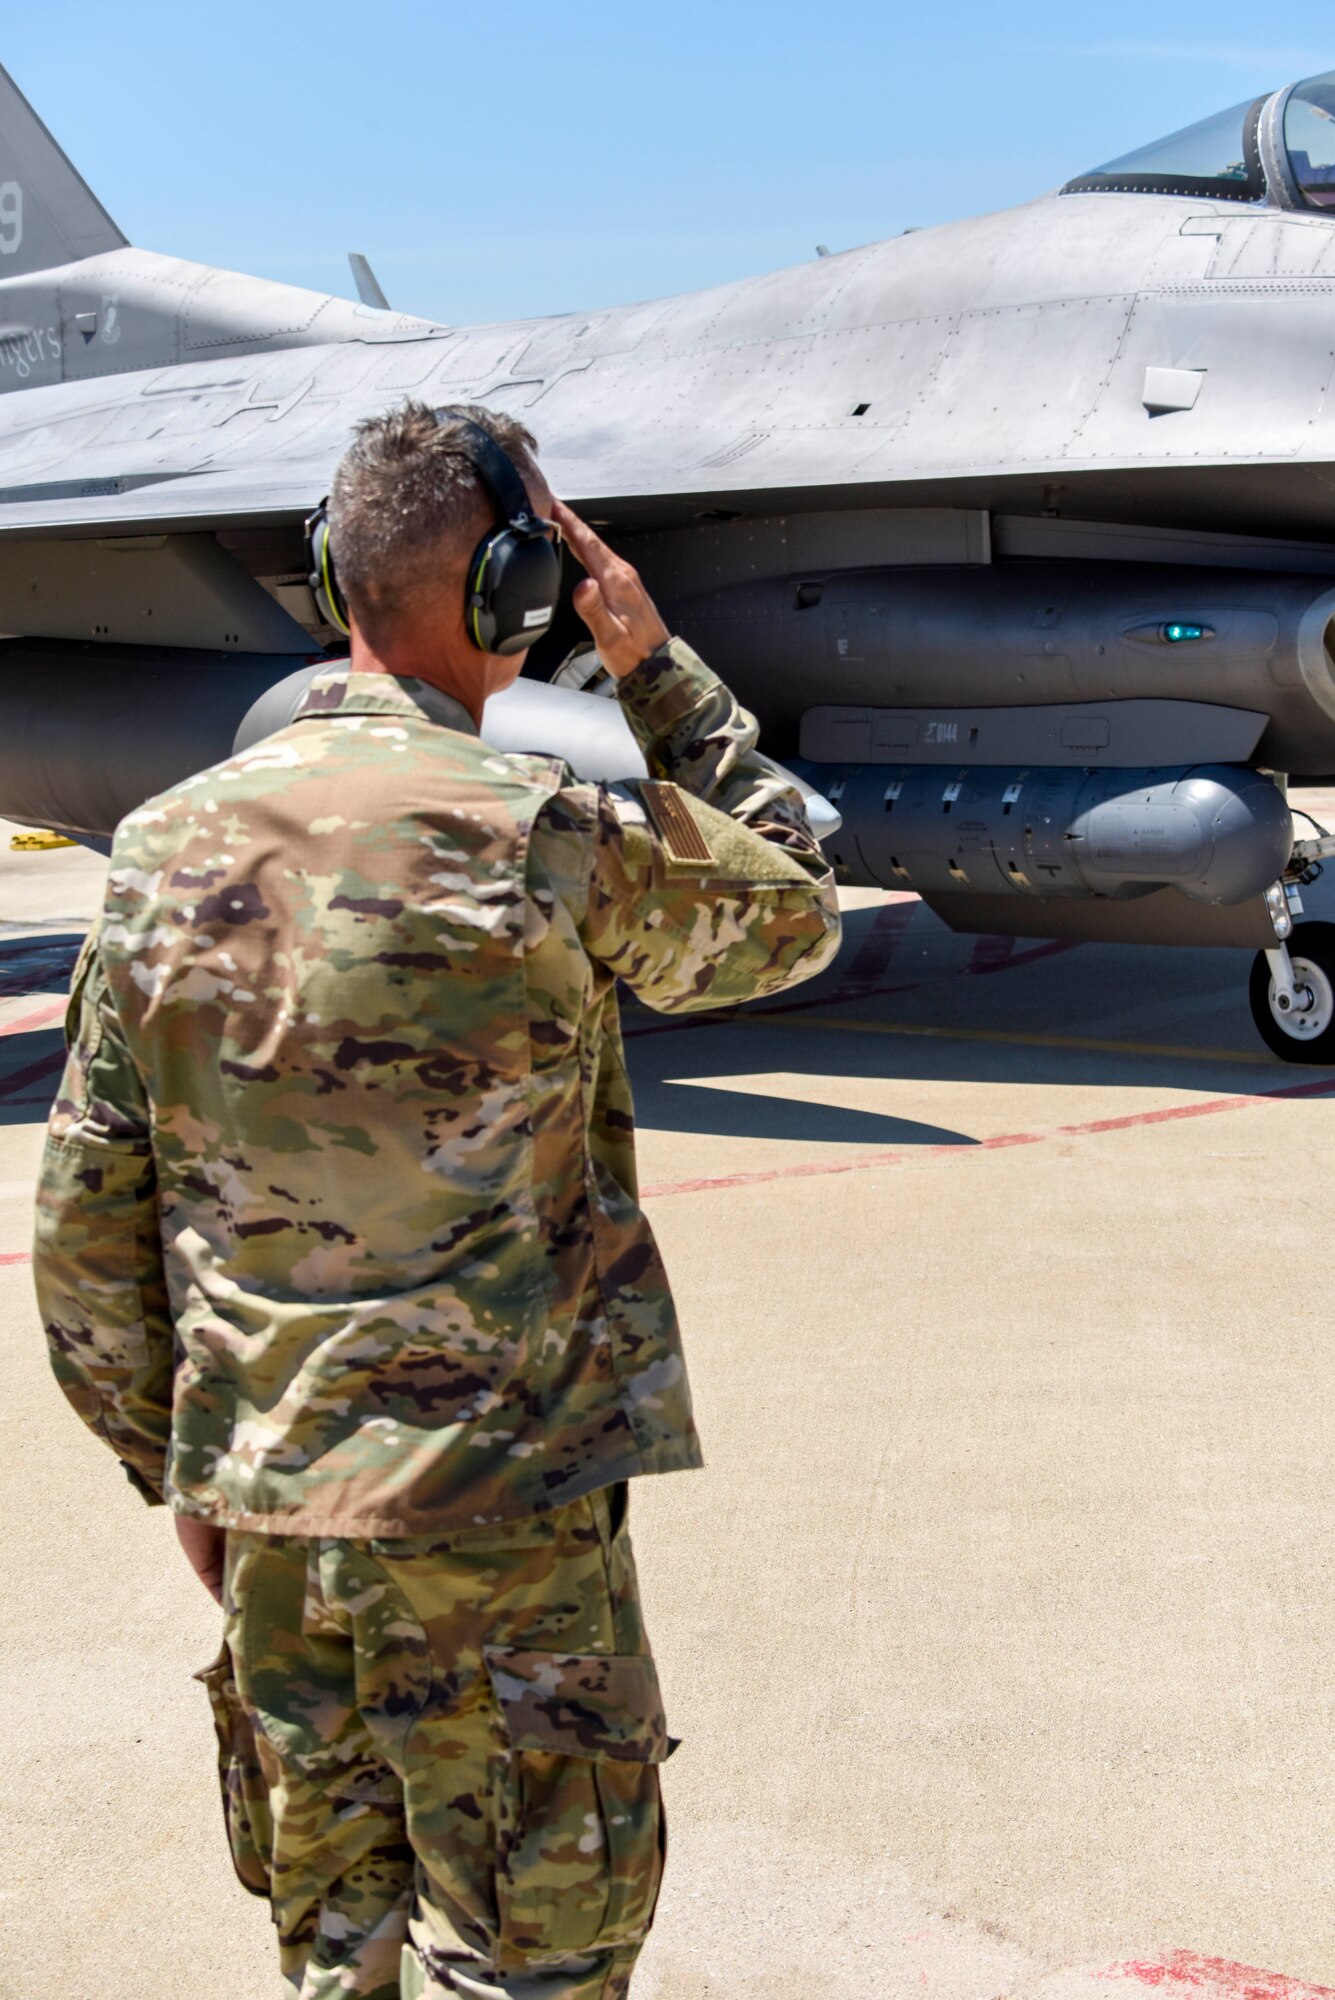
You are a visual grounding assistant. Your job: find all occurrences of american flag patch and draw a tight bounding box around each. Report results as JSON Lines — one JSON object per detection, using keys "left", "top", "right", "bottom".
{"left": 641, "top": 782, "right": 714, "bottom": 866}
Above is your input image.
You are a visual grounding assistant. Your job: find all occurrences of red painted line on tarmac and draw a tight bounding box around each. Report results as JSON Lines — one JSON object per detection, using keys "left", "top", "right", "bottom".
{"left": 1063, "top": 1069, "right": 1335, "bottom": 1134}
{"left": 970, "top": 1128, "right": 1045, "bottom": 1150}
{"left": 0, "top": 998, "right": 65, "bottom": 1038}
{"left": 639, "top": 1072, "right": 1335, "bottom": 1199}
{"left": 838, "top": 896, "right": 919, "bottom": 991}
{"left": 970, "top": 935, "right": 1075, "bottom": 977}
{"left": 0, "top": 1046, "right": 65, "bottom": 1102}
{"left": 0, "top": 998, "right": 68, "bottom": 1108}
{"left": 1096, "top": 1951, "right": 1335, "bottom": 1998}
{"left": 640, "top": 1148, "right": 911, "bottom": 1198}
{"left": 967, "top": 932, "right": 1016, "bottom": 973}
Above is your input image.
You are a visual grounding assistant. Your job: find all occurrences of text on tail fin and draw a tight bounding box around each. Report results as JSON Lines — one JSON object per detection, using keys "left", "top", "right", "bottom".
{"left": 0, "top": 63, "right": 126, "bottom": 278}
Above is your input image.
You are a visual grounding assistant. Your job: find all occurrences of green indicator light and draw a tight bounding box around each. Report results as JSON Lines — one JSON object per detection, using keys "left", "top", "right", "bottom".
{"left": 1163, "top": 622, "right": 1208, "bottom": 643}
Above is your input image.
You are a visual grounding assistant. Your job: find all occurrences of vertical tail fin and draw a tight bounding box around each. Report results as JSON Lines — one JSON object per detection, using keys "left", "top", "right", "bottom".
{"left": 0, "top": 64, "right": 127, "bottom": 276}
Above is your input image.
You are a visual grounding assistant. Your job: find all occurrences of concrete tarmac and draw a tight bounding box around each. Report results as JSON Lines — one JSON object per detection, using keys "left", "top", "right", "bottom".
{"left": 3, "top": 812, "right": 1335, "bottom": 2000}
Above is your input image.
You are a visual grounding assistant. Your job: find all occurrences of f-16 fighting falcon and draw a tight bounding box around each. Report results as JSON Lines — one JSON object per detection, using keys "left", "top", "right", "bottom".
{"left": 3, "top": 61, "right": 1335, "bottom": 1057}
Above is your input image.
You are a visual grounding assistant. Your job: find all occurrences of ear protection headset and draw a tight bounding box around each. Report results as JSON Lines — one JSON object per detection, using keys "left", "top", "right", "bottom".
{"left": 305, "top": 409, "right": 562, "bottom": 657}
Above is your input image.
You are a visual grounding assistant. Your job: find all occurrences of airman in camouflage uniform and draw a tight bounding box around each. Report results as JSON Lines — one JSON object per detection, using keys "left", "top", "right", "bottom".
{"left": 33, "top": 402, "right": 840, "bottom": 1998}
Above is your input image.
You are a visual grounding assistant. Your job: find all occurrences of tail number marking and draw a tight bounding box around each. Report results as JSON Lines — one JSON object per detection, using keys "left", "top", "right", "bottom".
{"left": 924, "top": 721, "right": 958, "bottom": 745}
{"left": 0, "top": 183, "right": 22, "bottom": 255}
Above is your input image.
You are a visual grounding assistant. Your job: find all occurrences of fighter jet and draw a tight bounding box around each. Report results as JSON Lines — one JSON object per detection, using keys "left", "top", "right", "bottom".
{"left": 3, "top": 62, "right": 1335, "bottom": 1058}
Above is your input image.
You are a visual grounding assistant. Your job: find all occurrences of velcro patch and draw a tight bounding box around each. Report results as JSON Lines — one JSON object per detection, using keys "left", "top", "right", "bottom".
{"left": 641, "top": 782, "right": 714, "bottom": 866}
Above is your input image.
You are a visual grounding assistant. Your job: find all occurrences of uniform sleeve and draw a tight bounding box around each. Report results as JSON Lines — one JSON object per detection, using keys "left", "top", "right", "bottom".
{"left": 32, "top": 928, "right": 173, "bottom": 1505}
{"left": 546, "top": 639, "right": 841, "bottom": 1013}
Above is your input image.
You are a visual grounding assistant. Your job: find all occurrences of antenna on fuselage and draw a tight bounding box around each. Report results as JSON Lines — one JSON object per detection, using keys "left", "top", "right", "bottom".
{"left": 348, "top": 252, "right": 391, "bottom": 310}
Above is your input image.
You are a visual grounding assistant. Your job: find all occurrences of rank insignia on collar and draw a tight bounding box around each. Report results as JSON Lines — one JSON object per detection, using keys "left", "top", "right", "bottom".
{"left": 640, "top": 782, "right": 714, "bottom": 867}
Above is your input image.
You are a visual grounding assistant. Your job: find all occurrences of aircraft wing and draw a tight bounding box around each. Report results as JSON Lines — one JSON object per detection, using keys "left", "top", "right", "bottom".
{"left": 5, "top": 282, "right": 1335, "bottom": 546}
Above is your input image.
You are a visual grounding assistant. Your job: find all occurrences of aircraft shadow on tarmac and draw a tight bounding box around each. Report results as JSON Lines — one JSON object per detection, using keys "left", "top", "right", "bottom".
{"left": 620, "top": 988, "right": 1291, "bottom": 1148}
{"left": 0, "top": 1026, "right": 64, "bottom": 1126}
{"left": 625, "top": 1066, "right": 975, "bottom": 1148}
{"left": 0, "top": 935, "right": 83, "bottom": 1127}
{"left": 624, "top": 1023, "right": 981, "bottom": 1148}
{"left": 619, "top": 1048, "right": 975, "bottom": 1144}
{"left": 0, "top": 932, "right": 83, "bottom": 999}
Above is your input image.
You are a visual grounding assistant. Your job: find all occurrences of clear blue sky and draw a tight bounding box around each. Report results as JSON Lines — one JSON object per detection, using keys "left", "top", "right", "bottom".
{"left": 5, "top": 5, "right": 1331, "bottom": 327}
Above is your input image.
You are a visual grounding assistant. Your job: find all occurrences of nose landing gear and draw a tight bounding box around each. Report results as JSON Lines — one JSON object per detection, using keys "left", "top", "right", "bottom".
{"left": 1249, "top": 924, "right": 1335, "bottom": 1061}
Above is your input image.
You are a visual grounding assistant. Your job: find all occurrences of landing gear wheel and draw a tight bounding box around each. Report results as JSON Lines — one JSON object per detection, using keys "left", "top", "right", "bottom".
{"left": 1249, "top": 921, "right": 1335, "bottom": 1063}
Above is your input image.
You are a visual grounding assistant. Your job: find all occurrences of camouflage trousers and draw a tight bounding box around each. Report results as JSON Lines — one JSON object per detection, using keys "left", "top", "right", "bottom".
{"left": 195, "top": 1487, "right": 670, "bottom": 1999}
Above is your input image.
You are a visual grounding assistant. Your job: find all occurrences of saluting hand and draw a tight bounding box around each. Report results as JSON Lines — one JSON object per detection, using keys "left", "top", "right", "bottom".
{"left": 552, "top": 499, "right": 670, "bottom": 678}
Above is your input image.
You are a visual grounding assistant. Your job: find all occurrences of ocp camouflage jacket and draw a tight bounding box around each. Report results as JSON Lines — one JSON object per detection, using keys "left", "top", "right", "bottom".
{"left": 34, "top": 640, "right": 840, "bottom": 1533}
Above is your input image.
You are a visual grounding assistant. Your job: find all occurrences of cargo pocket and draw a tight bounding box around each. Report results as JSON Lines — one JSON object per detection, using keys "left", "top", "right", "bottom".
{"left": 483, "top": 1648, "right": 672, "bottom": 1962}
{"left": 194, "top": 1644, "right": 274, "bottom": 1899}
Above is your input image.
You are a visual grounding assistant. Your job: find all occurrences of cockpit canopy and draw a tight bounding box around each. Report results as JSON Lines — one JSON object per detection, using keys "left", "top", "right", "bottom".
{"left": 1065, "top": 96, "right": 1265, "bottom": 200}
{"left": 1284, "top": 72, "right": 1335, "bottom": 208}
{"left": 1063, "top": 69, "right": 1335, "bottom": 211}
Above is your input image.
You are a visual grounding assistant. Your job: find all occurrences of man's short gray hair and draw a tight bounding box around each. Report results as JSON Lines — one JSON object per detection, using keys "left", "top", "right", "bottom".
{"left": 328, "top": 400, "right": 539, "bottom": 640}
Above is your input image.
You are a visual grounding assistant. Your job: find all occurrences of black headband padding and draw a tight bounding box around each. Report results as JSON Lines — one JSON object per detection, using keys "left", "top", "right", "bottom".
{"left": 431, "top": 409, "right": 535, "bottom": 527}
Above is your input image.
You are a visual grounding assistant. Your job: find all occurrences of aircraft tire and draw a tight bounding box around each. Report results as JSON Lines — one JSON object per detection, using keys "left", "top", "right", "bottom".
{"left": 1249, "top": 921, "right": 1335, "bottom": 1063}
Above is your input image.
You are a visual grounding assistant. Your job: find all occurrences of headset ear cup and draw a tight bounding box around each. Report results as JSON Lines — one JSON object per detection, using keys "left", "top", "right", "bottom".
{"left": 305, "top": 502, "right": 350, "bottom": 637}
{"left": 466, "top": 530, "right": 562, "bottom": 656}
{"left": 465, "top": 528, "right": 503, "bottom": 652}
